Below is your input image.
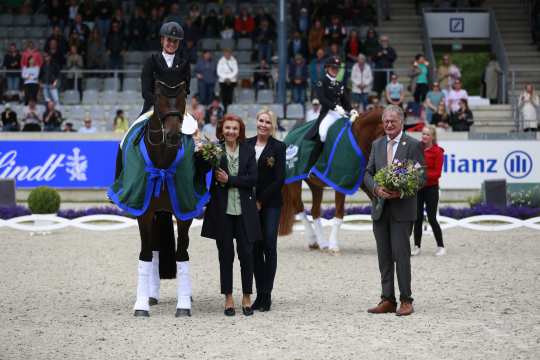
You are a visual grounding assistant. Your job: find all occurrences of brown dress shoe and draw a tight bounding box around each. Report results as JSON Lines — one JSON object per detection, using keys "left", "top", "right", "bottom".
{"left": 396, "top": 301, "right": 414, "bottom": 316}
{"left": 367, "top": 300, "right": 397, "bottom": 314}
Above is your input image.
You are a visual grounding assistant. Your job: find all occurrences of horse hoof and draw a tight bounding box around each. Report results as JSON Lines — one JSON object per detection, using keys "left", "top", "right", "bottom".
{"left": 149, "top": 297, "right": 158, "bottom": 306}
{"left": 175, "top": 308, "right": 192, "bottom": 317}
{"left": 134, "top": 310, "right": 150, "bottom": 317}
{"left": 308, "top": 243, "right": 320, "bottom": 250}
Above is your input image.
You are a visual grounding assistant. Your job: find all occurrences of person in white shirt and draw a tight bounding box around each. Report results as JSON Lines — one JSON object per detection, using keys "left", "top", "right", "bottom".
{"left": 201, "top": 109, "right": 219, "bottom": 142}
{"left": 446, "top": 79, "right": 468, "bottom": 114}
{"left": 305, "top": 98, "right": 321, "bottom": 122}
{"left": 350, "top": 54, "right": 373, "bottom": 112}
{"left": 216, "top": 48, "right": 238, "bottom": 112}
{"left": 22, "top": 56, "right": 40, "bottom": 104}
{"left": 78, "top": 116, "right": 97, "bottom": 133}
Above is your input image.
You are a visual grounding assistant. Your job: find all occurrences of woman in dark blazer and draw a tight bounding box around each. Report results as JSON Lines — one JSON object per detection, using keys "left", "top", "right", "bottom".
{"left": 246, "top": 108, "right": 286, "bottom": 312}
{"left": 201, "top": 114, "right": 262, "bottom": 316}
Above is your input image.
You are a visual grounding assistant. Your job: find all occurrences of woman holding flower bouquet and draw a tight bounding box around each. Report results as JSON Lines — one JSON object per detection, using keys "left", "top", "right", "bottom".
{"left": 412, "top": 125, "right": 445, "bottom": 257}
{"left": 201, "top": 114, "right": 262, "bottom": 317}
{"left": 363, "top": 105, "right": 425, "bottom": 317}
{"left": 246, "top": 108, "right": 286, "bottom": 312}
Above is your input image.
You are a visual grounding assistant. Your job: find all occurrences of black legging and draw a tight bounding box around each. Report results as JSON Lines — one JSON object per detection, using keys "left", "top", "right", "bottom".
{"left": 254, "top": 207, "right": 281, "bottom": 295}
{"left": 413, "top": 185, "right": 444, "bottom": 248}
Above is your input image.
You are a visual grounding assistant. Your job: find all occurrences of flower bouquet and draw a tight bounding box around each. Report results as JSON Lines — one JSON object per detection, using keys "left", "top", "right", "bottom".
{"left": 199, "top": 142, "right": 224, "bottom": 169}
{"left": 374, "top": 159, "right": 424, "bottom": 198}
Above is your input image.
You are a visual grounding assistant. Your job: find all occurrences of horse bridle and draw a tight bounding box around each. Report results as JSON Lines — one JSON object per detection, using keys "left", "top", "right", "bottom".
{"left": 147, "top": 80, "right": 185, "bottom": 147}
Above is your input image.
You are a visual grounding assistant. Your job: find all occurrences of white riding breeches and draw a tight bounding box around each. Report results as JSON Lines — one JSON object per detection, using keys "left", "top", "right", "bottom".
{"left": 319, "top": 110, "right": 342, "bottom": 142}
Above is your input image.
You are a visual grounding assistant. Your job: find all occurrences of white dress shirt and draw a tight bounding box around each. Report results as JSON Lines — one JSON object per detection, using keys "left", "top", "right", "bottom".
{"left": 162, "top": 51, "right": 175, "bottom": 68}
{"left": 387, "top": 131, "right": 403, "bottom": 161}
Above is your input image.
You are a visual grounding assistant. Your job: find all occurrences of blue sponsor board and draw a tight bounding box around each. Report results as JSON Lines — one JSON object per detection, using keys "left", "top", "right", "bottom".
{"left": 0, "top": 140, "right": 119, "bottom": 188}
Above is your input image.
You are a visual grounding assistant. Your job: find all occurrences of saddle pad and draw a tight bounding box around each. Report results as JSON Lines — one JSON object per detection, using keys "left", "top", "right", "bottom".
{"left": 284, "top": 118, "right": 366, "bottom": 195}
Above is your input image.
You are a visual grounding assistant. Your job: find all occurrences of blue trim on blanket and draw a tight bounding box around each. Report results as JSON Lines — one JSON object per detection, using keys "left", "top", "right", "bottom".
{"left": 284, "top": 173, "right": 308, "bottom": 184}
{"left": 323, "top": 125, "right": 347, "bottom": 177}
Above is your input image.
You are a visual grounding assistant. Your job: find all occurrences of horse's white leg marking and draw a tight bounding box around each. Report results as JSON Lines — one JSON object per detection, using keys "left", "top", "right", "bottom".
{"left": 299, "top": 212, "right": 318, "bottom": 248}
{"left": 313, "top": 217, "right": 327, "bottom": 249}
{"left": 328, "top": 217, "right": 343, "bottom": 253}
{"left": 149, "top": 251, "right": 160, "bottom": 301}
{"left": 176, "top": 261, "right": 192, "bottom": 310}
{"left": 134, "top": 260, "right": 152, "bottom": 312}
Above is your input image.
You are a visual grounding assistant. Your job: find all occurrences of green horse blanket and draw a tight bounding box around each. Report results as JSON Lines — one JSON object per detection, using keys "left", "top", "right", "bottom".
{"left": 108, "top": 113, "right": 211, "bottom": 220}
{"left": 284, "top": 118, "right": 366, "bottom": 195}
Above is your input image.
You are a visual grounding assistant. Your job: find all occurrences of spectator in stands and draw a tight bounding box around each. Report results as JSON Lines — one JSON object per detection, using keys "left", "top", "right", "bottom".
{"left": 357, "top": 0, "right": 377, "bottom": 26}
{"left": 21, "top": 40, "right": 43, "bottom": 68}
{"left": 79, "top": 0, "right": 95, "bottom": 22}
{"left": 253, "top": 59, "right": 272, "bottom": 96}
{"left": 67, "top": 32, "right": 83, "bottom": 57}
{"left": 188, "top": 95, "right": 206, "bottom": 128}
{"left": 203, "top": 9, "right": 221, "bottom": 38}
{"left": 437, "top": 54, "right": 461, "bottom": 93}
{"left": 195, "top": 51, "right": 218, "bottom": 106}
{"left": 305, "top": 98, "right": 321, "bottom": 122}
{"left": 308, "top": 20, "right": 325, "bottom": 57}
{"left": 373, "top": 35, "right": 397, "bottom": 97}
{"left": 43, "top": 100, "right": 63, "bottom": 132}
{"left": 345, "top": 30, "right": 363, "bottom": 66}
{"left": 449, "top": 99, "right": 473, "bottom": 131}
{"left": 129, "top": 6, "right": 148, "bottom": 51}
{"left": 202, "top": 109, "right": 220, "bottom": 142}
{"left": 45, "top": 25, "right": 69, "bottom": 56}
{"left": 22, "top": 56, "right": 40, "bottom": 104}
{"left": 86, "top": 28, "right": 106, "bottom": 69}
{"left": 447, "top": 79, "right": 468, "bottom": 114}
{"left": 47, "top": 0, "right": 67, "bottom": 29}
{"left": 184, "top": 16, "right": 202, "bottom": 47}
{"left": 363, "top": 28, "right": 379, "bottom": 62}
{"left": 189, "top": 4, "right": 203, "bottom": 29}
{"left": 235, "top": 7, "right": 256, "bottom": 39}
{"left": 147, "top": 8, "right": 162, "bottom": 51}
{"left": 432, "top": 100, "right": 450, "bottom": 130}
{"left": 254, "top": 19, "right": 276, "bottom": 64}
{"left": 205, "top": 96, "right": 224, "bottom": 124}
{"left": 325, "top": 15, "right": 347, "bottom": 46}
{"left": 47, "top": 38, "right": 66, "bottom": 69}
{"left": 113, "top": 109, "right": 129, "bottom": 133}
{"left": 63, "top": 122, "right": 76, "bottom": 132}
{"left": 424, "top": 82, "right": 445, "bottom": 124}
{"left": 106, "top": 21, "right": 126, "bottom": 74}
{"left": 65, "top": 45, "right": 83, "bottom": 96}
{"left": 1, "top": 104, "right": 19, "bottom": 132}
{"left": 518, "top": 84, "right": 540, "bottom": 132}
{"left": 184, "top": 40, "right": 198, "bottom": 65}
{"left": 385, "top": 74, "right": 405, "bottom": 108}
{"left": 350, "top": 54, "right": 373, "bottom": 112}
{"left": 288, "top": 31, "right": 308, "bottom": 62}
{"left": 220, "top": 6, "right": 236, "bottom": 39}
{"left": 22, "top": 100, "right": 42, "bottom": 131}
{"left": 67, "top": 0, "right": 78, "bottom": 26}
{"left": 409, "top": 54, "right": 430, "bottom": 103}
{"left": 367, "top": 97, "right": 384, "bottom": 111}
{"left": 217, "top": 48, "right": 238, "bottom": 113}
{"left": 39, "top": 53, "right": 61, "bottom": 106}
{"left": 309, "top": 48, "right": 327, "bottom": 99}
{"left": 297, "top": 7, "right": 310, "bottom": 34}
{"left": 111, "top": 8, "right": 127, "bottom": 37}
{"left": 69, "top": 14, "right": 90, "bottom": 51}
{"left": 165, "top": 3, "right": 182, "bottom": 25}
{"left": 254, "top": 6, "right": 276, "bottom": 32}
{"left": 3, "top": 43, "right": 21, "bottom": 98}
{"left": 95, "top": 0, "right": 113, "bottom": 42}
{"left": 483, "top": 54, "right": 502, "bottom": 104}
{"left": 79, "top": 115, "right": 97, "bottom": 133}
{"left": 289, "top": 54, "right": 309, "bottom": 105}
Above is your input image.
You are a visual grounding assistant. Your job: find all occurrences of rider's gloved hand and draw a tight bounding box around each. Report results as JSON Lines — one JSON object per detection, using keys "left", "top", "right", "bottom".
{"left": 349, "top": 109, "right": 359, "bottom": 122}
{"left": 334, "top": 105, "right": 346, "bottom": 116}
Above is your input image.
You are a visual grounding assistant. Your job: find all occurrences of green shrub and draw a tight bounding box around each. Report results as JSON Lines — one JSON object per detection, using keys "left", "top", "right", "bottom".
{"left": 508, "top": 186, "right": 540, "bottom": 208}
{"left": 27, "top": 186, "right": 61, "bottom": 214}
{"left": 467, "top": 193, "right": 482, "bottom": 208}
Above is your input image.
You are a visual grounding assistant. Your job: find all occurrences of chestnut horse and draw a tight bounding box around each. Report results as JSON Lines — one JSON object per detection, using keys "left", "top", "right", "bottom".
{"left": 278, "top": 108, "right": 384, "bottom": 252}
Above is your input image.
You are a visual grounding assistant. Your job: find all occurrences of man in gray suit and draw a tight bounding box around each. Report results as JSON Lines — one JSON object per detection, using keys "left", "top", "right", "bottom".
{"left": 363, "top": 105, "right": 425, "bottom": 316}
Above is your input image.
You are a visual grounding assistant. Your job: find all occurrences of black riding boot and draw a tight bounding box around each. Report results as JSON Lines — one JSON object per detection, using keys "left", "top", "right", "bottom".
{"left": 306, "top": 138, "right": 324, "bottom": 170}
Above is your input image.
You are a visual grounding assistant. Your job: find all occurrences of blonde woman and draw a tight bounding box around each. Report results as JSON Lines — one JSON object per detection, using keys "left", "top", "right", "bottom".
{"left": 246, "top": 108, "right": 286, "bottom": 312}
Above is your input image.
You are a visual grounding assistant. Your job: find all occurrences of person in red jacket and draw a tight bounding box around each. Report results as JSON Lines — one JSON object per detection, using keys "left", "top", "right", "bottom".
{"left": 234, "top": 7, "right": 255, "bottom": 38}
{"left": 412, "top": 125, "right": 446, "bottom": 256}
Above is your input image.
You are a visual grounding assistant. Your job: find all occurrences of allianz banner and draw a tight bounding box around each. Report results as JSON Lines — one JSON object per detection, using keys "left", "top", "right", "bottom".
{"left": 438, "top": 141, "right": 540, "bottom": 189}
{"left": 0, "top": 140, "right": 118, "bottom": 188}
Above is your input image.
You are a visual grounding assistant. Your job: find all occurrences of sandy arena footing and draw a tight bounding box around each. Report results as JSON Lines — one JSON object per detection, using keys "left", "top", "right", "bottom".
{"left": 0, "top": 226, "right": 538, "bottom": 359}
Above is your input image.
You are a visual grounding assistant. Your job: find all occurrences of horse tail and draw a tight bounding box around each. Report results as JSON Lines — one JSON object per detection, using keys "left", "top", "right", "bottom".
{"left": 279, "top": 181, "right": 303, "bottom": 236}
{"left": 154, "top": 212, "right": 177, "bottom": 279}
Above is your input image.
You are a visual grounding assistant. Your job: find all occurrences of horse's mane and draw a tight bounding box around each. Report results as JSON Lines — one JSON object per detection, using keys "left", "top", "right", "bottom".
{"left": 351, "top": 108, "right": 385, "bottom": 154}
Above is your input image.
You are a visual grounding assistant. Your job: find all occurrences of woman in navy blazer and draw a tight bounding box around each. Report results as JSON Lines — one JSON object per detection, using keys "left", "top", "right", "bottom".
{"left": 201, "top": 114, "right": 262, "bottom": 316}
{"left": 246, "top": 108, "right": 286, "bottom": 311}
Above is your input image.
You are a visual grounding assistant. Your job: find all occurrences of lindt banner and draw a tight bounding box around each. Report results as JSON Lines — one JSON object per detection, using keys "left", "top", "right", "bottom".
{"left": 0, "top": 141, "right": 119, "bottom": 188}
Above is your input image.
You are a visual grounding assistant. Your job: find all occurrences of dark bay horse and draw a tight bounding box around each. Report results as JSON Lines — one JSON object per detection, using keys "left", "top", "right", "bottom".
{"left": 129, "top": 80, "right": 195, "bottom": 317}
{"left": 278, "top": 108, "right": 385, "bottom": 253}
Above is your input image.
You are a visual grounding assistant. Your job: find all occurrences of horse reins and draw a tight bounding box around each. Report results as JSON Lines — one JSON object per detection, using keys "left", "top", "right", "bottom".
{"left": 146, "top": 80, "right": 186, "bottom": 147}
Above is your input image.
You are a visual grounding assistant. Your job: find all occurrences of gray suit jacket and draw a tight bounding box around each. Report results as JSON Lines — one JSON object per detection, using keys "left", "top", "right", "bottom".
{"left": 363, "top": 133, "right": 425, "bottom": 222}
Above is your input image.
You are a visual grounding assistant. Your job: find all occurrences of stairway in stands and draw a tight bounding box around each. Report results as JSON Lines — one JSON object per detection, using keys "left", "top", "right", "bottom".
{"left": 489, "top": 0, "right": 540, "bottom": 101}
